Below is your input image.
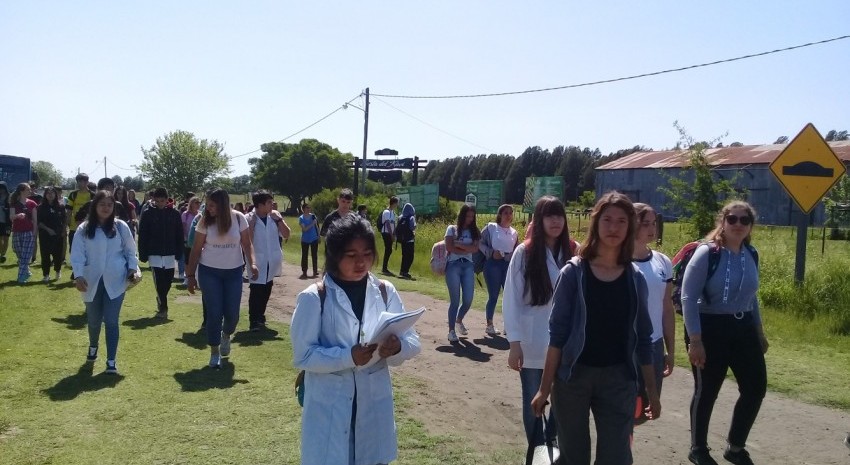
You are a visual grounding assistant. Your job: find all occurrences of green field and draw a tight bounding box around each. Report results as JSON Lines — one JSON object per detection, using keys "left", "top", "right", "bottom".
{"left": 1, "top": 216, "right": 848, "bottom": 464}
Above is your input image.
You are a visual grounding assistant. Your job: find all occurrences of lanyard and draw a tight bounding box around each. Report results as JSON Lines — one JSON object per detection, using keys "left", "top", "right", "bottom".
{"left": 722, "top": 249, "right": 746, "bottom": 304}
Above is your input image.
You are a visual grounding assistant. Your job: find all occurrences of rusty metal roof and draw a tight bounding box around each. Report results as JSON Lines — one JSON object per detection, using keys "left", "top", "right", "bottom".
{"left": 596, "top": 141, "right": 850, "bottom": 170}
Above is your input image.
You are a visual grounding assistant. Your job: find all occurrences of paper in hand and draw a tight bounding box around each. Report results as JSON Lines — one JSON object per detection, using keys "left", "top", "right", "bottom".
{"left": 366, "top": 307, "right": 425, "bottom": 345}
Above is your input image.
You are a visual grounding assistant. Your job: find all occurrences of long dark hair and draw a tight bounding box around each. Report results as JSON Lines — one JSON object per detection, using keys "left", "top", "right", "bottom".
{"left": 40, "top": 186, "right": 62, "bottom": 209}
{"left": 10, "top": 183, "right": 30, "bottom": 205}
{"left": 203, "top": 188, "right": 233, "bottom": 235}
{"left": 579, "top": 191, "right": 636, "bottom": 265}
{"left": 84, "top": 190, "right": 117, "bottom": 239}
{"left": 455, "top": 203, "right": 480, "bottom": 240}
{"left": 524, "top": 196, "right": 572, "bottom": 306}
{"left": 324, "top": 214, "right": 378, "bottom": 277}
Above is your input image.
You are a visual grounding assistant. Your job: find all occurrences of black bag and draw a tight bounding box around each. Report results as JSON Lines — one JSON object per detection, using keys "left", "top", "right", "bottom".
{"left": 396, "top": 217, "right": 414, "bottom": 243}
{"left": 525, "top": 410, "right": 560, "bottom": 465}
{"left": 376, "top": 211, "right": 385, "bottom": 233}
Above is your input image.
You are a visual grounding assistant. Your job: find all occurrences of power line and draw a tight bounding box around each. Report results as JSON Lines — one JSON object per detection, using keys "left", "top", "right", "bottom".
{"left": 372, "top": 96, "right": 495, "bottom": 152}
{"left": 372, "top": 34, "right": 850, "bottom": 99}
{"left": 230, "top": 94, "right": 363, "bottom": 159}
{"left": 106, "top": 158, "right": 134, "bottom": 172}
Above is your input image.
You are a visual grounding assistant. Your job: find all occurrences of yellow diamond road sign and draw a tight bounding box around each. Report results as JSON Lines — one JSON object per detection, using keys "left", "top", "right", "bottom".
{"left": 769, "top": 123, "right": 846, "bottom": 214}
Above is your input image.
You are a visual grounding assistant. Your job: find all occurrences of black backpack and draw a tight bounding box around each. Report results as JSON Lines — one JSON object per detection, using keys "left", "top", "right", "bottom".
{"left": 670, "top": 241, "right": 759, "bottom": 314}
{"left": 376, "top": 211, "right": 385, "bottom": 233}
{"left": 396, "top": 217, "right": 414, "bottom": 242}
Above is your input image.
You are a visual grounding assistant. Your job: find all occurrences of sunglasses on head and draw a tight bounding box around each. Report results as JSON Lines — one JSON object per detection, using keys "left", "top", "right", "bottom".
{"left": 725, "top": 214, "right": 753, "bottom": 226}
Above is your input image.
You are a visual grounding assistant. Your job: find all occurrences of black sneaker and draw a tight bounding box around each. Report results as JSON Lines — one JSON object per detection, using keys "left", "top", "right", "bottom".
{"left": 250, "top": 324, "right": 261, "bottom": 332}
{"left": 723, "top": 447, "right": 754, "bottom": 465}
{"left": 86, "top": 346, "right": 98, "bottom": 362}
{"left": 688, "top": 447, "right": 719, "bottom": 465}
{"left": 0, "top": 255, "right": 6, "bottom": 263}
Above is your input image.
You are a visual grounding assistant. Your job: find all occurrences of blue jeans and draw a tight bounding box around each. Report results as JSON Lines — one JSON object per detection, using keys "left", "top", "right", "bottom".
{"left": 177, "top": 254, "right": 186, "bottom": 277}
{"left": 85, "top": 279, "right": 125, "bottom": 361}
{"left": 483, "top": 257, "right": 509, "bottom": 321}
{"left": 520, "top": 368, "right": 558, "bottom": 446}
{"left": 445, "top": 259, "right": 474, "bottom": 330}
{"left": 198, "top": 264, "right": 242, "bottom": 346}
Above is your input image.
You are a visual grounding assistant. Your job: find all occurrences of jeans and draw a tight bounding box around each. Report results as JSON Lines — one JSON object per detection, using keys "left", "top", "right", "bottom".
{"left": 551, "top": 363, "right": 635, "bottom": 465}
{"left": 689, "top": 312, "right": 766, "bottom": 450}
{"left": 177, "top": 253, "right": 185, "bottom": 277}
{"left": 445, "top": 258, "right": 475, "bottom": 329}
{"left": 151, "top": 266, "right": 175, "bottom": 312}
{"left": 399, "top": 241, "right": 415, "bottom": 275}
{"left": 198, "top": 264, "right": 243, "bottom": 346}
{"left": 248, "top": 281, "right": 274, "bottom": 327}
{"left": 520, "top": 368, "right": 558, "bottom": 446}
{"left": 38, "top": 231, "right": 63, "bottom": 276}
{"left": 381, "top": 232, "right": 393, "bottom": 271}
{"left": 301, "top": 240, "right": 318, "bottom": 275}
{"left": 85, "top": 279, "right": 125, "bottom": 361}
{"left": 637, "top": 338, "right": 666, "bottom": 409}
{"left": 483, "top": 257, "right": 509, "bottom": 321}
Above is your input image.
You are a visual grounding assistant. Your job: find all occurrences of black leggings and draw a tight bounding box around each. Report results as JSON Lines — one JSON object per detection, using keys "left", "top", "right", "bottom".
{"left": 38, "top": 231, "right": 63, "bottom": 276}
{"left": 400, "top": 241, "right": 415, "bottom": 274}
{"left": 381, "top": 232, "right": 393, "bottom": 270}
{"left": 687, "top": 312, "right": 766, "bottom": 450}
{"left": 301, "top": 240, "right": 318, "bottom": 275}
{"left": 151, "top": 267, "right": 175, "bottom": 311}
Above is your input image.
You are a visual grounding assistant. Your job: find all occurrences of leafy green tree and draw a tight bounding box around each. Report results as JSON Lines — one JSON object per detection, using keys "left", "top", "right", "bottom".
{"left": 249, "top": 139, "right": 352, "bottom": 209}
{"left": 138, "top": 130, "right": 230, "bottom": 197}
{"left": 31, "top": 161, "right": 64, "bottom": 188}
{"left": 122, "top": 176, "right": 146, "bottom": 192}
{"left": 825, "top": 129, "right": 849, "bottom": 141}
{"left": 658, "top": 122, "right": 741, "bottom": 238}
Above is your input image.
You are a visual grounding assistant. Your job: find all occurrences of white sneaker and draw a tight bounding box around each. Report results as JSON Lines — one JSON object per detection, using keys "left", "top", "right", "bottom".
{"left": 485, "top": 325, "right": 501, "bottom": 336}
{"left": 447, "top": 330, "right": 459, "bottom": 342}
{"left": 42, "top": 275, "right": 50, "bottom": 283}
{"left": 54, "top": 270, "right": 61, "bottom": 280}
{"left": 220, "top": 332, "right": 231, "bottom": 357}
{"left": 455, "top": 322, "right": 468, "bottom": 336}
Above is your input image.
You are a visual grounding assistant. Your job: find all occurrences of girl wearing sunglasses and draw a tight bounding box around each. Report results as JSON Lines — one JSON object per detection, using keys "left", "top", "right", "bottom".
{"left": 681, "top": 200, "right": 767, "bottom": 465}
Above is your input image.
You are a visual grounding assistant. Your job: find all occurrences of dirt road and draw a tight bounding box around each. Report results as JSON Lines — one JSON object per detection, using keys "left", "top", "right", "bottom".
{"left": 258, "top": 260, "right": 849, "bottom": 464}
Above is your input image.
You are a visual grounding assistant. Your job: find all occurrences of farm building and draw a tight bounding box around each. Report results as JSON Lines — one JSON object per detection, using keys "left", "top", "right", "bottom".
{"left": 594, "top": 141, "right": 850, "bottom": 226}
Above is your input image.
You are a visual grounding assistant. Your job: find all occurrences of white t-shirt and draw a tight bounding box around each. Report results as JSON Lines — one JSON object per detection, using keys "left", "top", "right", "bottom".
{"left": 489, "top": 223, "right": 517, "bottom": 254}
{"left": 195, "top": 211, "right": 248, "bottom": 269}
{"left": 634, "top": 250, "right": 673, "bottom": 342}
{"left": 381, "top": 209, "right": 396, "bottom": 234}
{"left": 445, "top": 225, "right": 474, "bottom": 262}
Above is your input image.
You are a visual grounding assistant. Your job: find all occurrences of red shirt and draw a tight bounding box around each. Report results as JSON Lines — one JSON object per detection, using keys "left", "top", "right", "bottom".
{"left": 12, "top": 199, "right": 38, "bottom": 232}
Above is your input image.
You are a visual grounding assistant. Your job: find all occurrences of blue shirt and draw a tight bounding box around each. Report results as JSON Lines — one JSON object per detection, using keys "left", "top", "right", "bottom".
{"left": 300, "top": 214, "right": 319, "bottom": 243}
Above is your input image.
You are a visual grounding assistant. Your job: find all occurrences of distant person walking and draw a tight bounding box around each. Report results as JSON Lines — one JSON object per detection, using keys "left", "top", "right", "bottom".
{"left": 379, "top": 196, "right": 399, "bottom": 275}
{"left": 445, "top": 203, "right": 480, "bottom": 342}
{"left": 0, "top": 181, "right": 11, "bottom": 263}
{"left": 479, "top": 204, "right": 518, "bottom": 336}
{"left": 37, "top": 186, "right": 67, "bottom": 282}
{"left": 298, "top": 203, "right": 320, "bottom": 279}
{"left": 180, "top": 197, "right": 202, "bottom": 286}
{"left": 65, "top": 173, "right": 94, "bottom": 259}
{"left": 10, "top": 183, "right": 38, "bottom": 283}
{"left": 631, "top": 203, "right": 675, "bottom": 426}
{"left": 503, "top": 196, "right": 573, "bottom": 451}
{"left": 71, "top": 190, "right": 139, "bottom": 375}
{"left": 320, "top": 188, "right": 354, "bottom": 237}
{"left": 682, "top": 200, "right": 767, "bottom": 465}
{"left": 246, "top": 190, "right": 290, "bottom": 332}
{"left": 186, "top": 188, "right": 258, "bottom": 368}
{"left": 137, "top": 187, "right": 184, "bottom": 320}
{"left": 397, "top": 202, "right": 417, "bottom": 279}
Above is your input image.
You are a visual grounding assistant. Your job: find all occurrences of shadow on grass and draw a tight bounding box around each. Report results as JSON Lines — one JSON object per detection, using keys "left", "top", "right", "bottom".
{"left": 435, "top": 338, "right": 493, "bottom": 362}
{"left": 42, "top": 363, "right": 124, "bottom": 401}
{"left": 173, "top": 361, "right": 249, "bottom": 392}
{"left": 51, "top": 313, "right": 88, "bottom": 330}
{"left": 231, "top": 328, "right": 284, "bottom": 347}
{"left": 49, "top": 281, "right": 77, "bottom": 290}
{"left": 471, "top": 335, "right": 510, "bottom": 351}
{"left": 123, "top": 316, "right": 171, "bottom": 330}
{"left": 175, "top": 330, "right": 209, "bottom": 350}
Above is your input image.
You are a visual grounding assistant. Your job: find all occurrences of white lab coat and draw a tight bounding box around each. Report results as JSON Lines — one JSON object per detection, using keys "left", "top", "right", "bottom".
{"left": 70, "top": 220, "right": 138, "bottom": 302}
{"left": 502, "top": 242, "right": 564, "bottom": 369}
{"left": 291, "top": 274, "right": 420, "bottom": 465}
{"left": 247, "top": 212, "right": 282, "bottom": 284}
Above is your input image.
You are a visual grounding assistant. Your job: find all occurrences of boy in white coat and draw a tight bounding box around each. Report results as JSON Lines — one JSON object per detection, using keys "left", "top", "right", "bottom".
{"left": 246, "top": 191, "right": 290, "bottom": 331}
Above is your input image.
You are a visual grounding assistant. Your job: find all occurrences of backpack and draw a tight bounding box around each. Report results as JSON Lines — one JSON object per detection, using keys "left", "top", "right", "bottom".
{"left": 670, "top": 240, "right": 759, "bottom": 314}
{"left": 376, "top": 210, "right": 391, "bottom": 233}
{"left": 430, "top": 241, "right": 448, "bottom": 275}
{"left": 295, "top": 279, "right": 388, "bottom": 407}
{"left": 396, "top": 216, "right": 414, "bottom": 243}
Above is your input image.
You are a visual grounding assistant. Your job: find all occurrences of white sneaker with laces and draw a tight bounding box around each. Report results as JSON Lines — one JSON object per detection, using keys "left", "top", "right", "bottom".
{"left": 455, "top": 322, "right": 468, "bottom": 336}
{"left": 220, "top": 332, "right": 231, "bottom": 357}
{"left": 485, "top": 325, "right": 501, "bottom": 336}
{"left": 447, "top": 330, "right": 459, "bottom": 342}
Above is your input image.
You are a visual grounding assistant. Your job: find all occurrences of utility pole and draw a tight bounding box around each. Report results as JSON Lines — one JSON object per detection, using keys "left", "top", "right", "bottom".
{"left": 104, "top": 156, "right": 107, "bottom": 178}
{"left": 360, "top": 88, "right": 370, "bottom": 194}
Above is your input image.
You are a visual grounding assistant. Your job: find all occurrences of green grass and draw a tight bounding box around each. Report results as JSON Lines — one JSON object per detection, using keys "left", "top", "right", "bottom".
{"left": 0, "top": 253, "right": 518, "bottom": 464}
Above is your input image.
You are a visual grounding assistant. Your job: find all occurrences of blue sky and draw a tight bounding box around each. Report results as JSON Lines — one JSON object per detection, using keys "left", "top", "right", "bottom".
{"left": 1, "top": 1, "right": 848, "bottom": 180}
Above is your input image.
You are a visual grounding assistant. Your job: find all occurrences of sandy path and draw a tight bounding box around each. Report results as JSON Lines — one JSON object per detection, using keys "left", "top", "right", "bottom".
{"left": 251, "top": 260, "right": 849, "bottom": 464}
